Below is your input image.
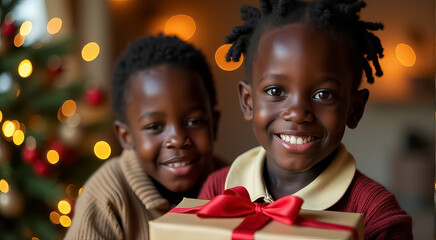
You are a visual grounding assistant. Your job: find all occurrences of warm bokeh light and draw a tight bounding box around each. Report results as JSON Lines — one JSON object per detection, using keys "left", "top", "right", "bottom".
{"left": 18, "top": 59, "right": 33, "bottom": 78}
{"left": 20, "top": 20, "right": 32, "bottom": 36}
{"left": 59, "top": 215, "right": 71, "bottom": 227}
{"left": 0, "top": 110, "right": 2, "bottom": 123}
{"left": 49, "top": 211, "right": 61, "bottom": 224}
{"left": 215, "top": 44, "right": 244, "bottom": 71}
{"left": 47, "top": 17, "right": 62, "bottom": 34}
{"left": 16, "top": 88, "right": 20, "bottom": 97}
{"left": 3, "top": 120, "right": 15, "bottom": 137}
{"left": 12, "top": 130, "right": 24, "bottom": 145}
{"left": 14, "top": 33, "right": 25, "bottom": 47}
{"left": 47, "top": 149, "right": 59, "bottom": 164}
{"left": 81, "top": 42, "right": 100, "bottom": 62}
{"left": 78, "top": 187, "right": 83, "bottom": 196}
{"left": 94, "top": 141, "right": 111, "bottom": 160}
{"left": 61, "top": 100, "right": 77, "bottom": 117}
{"left": 395, "top": 43, "right": 416, "bottom": 67}
{"left": 31, "top": 237, "right": 39, "bottom": 240}
{"left": 164, "top": 14, "right": 196, "bottom": 41}
{"left": 58, "top": 200, "right": 71, "bottom": 214}
{"left": 0, "top": 179, "right": 9, "bottom": 193}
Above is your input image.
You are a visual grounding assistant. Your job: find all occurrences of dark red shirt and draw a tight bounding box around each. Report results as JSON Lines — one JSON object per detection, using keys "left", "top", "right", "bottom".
{"left": 199, "top": 167, "right": 413, "bottom": 240}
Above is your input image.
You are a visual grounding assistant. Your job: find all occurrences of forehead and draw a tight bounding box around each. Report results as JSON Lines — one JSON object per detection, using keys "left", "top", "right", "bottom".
{"left": 126, "top": 64, "right": 208, "bottom": 104}
{"left": 252, "top": 23, "right": 355, "bottom": 84}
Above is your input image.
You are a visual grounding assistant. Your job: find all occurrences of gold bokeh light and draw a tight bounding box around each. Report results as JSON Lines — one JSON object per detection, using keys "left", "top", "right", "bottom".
{"left": 47, "top": 17, "right": 62, "bottom": 34}
{"left": 59, "top": 215, "right": 71, "bottom": 227}
{"left": 3, "top": 120, "right": 15, "bottom": 137}
{"left": 47, "top": 149, "right": 60, "bottom": 164}
{"left": 14, "top": 34, "right": 25, "bottom": 47}
{"left": 58, "top": 200, "right": 71, "bottom": 214}
{"left": 164, "top": 14, "right": 196, "bottom": 41}
{"left": 13, "top": 130, "right": 24, "bottom": 145}
{"left": 215, "top": 44, "right": 244, "bottom": 71}
{"left": 18, "top": 59, "right": 33, "bottom": 78}
{"left": 20, "top": 21, "right": 32, "bottom": 36}
{"left": 94, "top": 141, "right": 111, "bottom": 160}
{"left": 81, "top": 42, "right": 100, "bottom": 62}
{"left": 61, "top": 100, "right": 77, "bottom": 117}
{"left": 395, "top": 43, "right": 416, "bottom": 67}
{"left": 0, "top": 179, "right": 9, "bottom": 193}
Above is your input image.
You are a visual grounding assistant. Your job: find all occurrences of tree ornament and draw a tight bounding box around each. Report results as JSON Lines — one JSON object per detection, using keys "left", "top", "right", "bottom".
{"left": 33, "top": 159, "right": 49, "bottom": 176}
{"left": 21, "top": 147, "right": 39, "bottom": 164}
{"left": 0, "top": 187, "right": 24, "bottom": 218}
{"left": 1, "top": 21, "right": 17, "bottom": 39}
{"left": 85, "top": 87, "right": 104, "bottom": 106}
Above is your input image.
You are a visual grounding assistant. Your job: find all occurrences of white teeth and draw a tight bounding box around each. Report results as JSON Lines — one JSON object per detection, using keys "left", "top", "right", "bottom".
{"left": 279, "top": 134, "right": 314, "bottom": 145}
{"left": 167, "top": 161, "right": 189, "bottom": 167}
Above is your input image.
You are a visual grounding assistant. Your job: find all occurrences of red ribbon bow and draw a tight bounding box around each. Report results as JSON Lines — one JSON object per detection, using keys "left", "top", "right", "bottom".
{"left": 170, "top": 186, "right": 357, "bottom": 240}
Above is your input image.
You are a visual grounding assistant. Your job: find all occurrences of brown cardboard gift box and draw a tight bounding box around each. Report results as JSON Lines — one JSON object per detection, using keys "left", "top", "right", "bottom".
{"left": 149, "top": 198, "right": 364, "bottom": 240}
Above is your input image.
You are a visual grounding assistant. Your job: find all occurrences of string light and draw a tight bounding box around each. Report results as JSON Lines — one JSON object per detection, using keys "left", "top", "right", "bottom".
{"left": 61, "top": 100, "right": 77, "bottom": 117}
{"left": 59, "top": 215, "right": 71, "bottom": 227}
{"left": 3, "top": 120, "right": 15, "bottom": 137}
{"left": 395, "top": 43, "right": 416, "bottom": 67}
{"left": 47, "top": 17, "right": 62, "bottom": 34}
{"left": 18, "top": 59, "right": 33, "bottom": 78}
{"left": 58, "top": 200, "right": 71, "bottom": 214}
{"left": 20, "top": 21, "right": 32, "bottom": 36}
{"left": 164, "top": 14, "right": 196, "bottom": 41}
{"left": 215, "top": 44, "right": 243, "bottom": 71}
{"left": 0, "top": 179, "right": 9, "bottom": 193}
{"left": 49, "top": 211, "right": 61, "bottom": 224}
{"left": 12, "top": 130, "right": 24, "bottom": 145}
{"left": 81, "top": 42, "right": 100, "bottom": 62}
{"left": 14, "top": 33, "right": 25, "bottom": 47}
{"left": 47, "top": 150, "right": 59, "bottom": 164}
{"left": 94, "top": 141, "right": 111, "bottom": 160}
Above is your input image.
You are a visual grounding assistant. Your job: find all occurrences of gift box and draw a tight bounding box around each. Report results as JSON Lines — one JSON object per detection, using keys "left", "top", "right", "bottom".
{"left": 149, "top": 187, "right": 363, "bottom": 240}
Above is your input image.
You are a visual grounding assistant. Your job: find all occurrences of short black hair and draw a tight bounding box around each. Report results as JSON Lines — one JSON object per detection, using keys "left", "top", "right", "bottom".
{"left": 225, "top": 0, "right": 384, "bottom": 88}
{"left": 112, "top": 34, "right": 216, "bottom": 122}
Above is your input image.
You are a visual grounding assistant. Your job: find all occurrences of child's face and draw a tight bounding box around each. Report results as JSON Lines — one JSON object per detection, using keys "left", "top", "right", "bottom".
{"left": 239, "top": 23, "right": 367, "bottom": 172}
{"left": 117, "top": 64, "right": 216, "bottom": 192}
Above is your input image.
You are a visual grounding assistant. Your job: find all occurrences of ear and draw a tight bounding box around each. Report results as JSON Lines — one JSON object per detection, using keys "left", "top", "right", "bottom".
{"left": 212, "top": 110, "right": 220, "bottom": 140}
{"left": 238, "top": 81, "right": 253, "bottom": 121}
{"left": 114, "top": 120, "right": 134, "bottom": 149}
{"left": 346, "top": 88, "right": 369, "bottom": 129}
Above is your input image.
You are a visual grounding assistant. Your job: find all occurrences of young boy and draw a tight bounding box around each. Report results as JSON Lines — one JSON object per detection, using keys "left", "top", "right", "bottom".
{"left": 65, "top": 35, "right": 219, "bottom": 239}
{"left": 199, "top": 0, "right": 412, "bottom": 239}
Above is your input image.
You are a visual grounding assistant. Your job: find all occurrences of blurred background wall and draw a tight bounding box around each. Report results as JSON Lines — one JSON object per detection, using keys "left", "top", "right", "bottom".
{"left": 0, "top": 0, "right": 433, "bottom": 239}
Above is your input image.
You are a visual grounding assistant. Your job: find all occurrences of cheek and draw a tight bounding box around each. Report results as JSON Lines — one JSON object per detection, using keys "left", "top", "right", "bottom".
{"left": 136, "top": 135, "right": 161, "bottom": 165}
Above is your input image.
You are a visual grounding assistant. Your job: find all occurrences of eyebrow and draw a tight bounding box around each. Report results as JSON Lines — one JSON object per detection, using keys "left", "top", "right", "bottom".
{"left": 138, "top": 111, "right": 162, "bottom": 122}
{"left": 259, "top": 73, "right": 343, "bottom": 86}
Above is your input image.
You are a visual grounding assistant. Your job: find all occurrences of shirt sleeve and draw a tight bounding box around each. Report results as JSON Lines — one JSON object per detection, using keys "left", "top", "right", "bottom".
{"left": 64, "top": 183, "right": 124, "bottom": 240}
{"left": 198, "top": 167, "right": 230, "bottom": 200}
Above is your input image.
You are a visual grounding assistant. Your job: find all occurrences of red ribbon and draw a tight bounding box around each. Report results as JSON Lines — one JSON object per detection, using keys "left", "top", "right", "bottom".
{"left": 170, "top": 186, "right": 358, "bottom": 240}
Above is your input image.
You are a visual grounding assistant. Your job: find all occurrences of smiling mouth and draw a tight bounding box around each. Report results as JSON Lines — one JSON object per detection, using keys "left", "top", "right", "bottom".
{"left": 277, "top": 134, "right": 317, "bottom": 145}
{"left": 160, "top": 157, "right": 195, "bottom": 168}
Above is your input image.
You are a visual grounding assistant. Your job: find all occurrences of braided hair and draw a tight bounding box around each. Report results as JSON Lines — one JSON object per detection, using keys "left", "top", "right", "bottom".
{"left": 112, "top": 34, "right": 216, "bottom": 122}
{"left": 225, "top": 0, "right": 384, "bottom": 87}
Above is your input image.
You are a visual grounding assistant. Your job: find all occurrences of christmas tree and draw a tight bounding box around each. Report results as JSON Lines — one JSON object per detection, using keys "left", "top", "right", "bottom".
{"left": 0, "top": 1, "right": 113, "bottom": 239}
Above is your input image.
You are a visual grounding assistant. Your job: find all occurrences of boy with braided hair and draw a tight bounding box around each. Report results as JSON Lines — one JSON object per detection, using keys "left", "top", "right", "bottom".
{"left": 199, "top": 0, "right": 412, "bottom": 239}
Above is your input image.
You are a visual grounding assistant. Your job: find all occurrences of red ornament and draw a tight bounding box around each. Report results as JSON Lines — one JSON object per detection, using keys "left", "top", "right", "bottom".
{"left": 48, "top": 140, "right": 77, "bottom": 164}
{"left": 85, "top": 87, "right": 104, "bottom": 106}
{"left": 33, "top": 160, "right": 49, "bottom": 176}
{"left": 47, "top": 66, "right": 63, "bottom": 80}
{"left": 1, "top": 22, "right": 17, "bottom": 39}
{"left": 49, "top": 140, "right": 65, "bottom": 157}
{"left": 21, "top": 147, "right": 39, "bottom": 164}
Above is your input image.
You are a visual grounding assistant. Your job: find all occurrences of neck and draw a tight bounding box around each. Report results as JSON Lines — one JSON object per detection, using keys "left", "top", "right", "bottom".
{"left": 263, "top": 149, "right": 337, "bottom": 199}
{"left": 150, "top": 178, "right": 201, "bottom": 207}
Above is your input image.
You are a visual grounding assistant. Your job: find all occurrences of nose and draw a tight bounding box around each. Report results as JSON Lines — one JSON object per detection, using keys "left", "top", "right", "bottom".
{"left": 163, "top": 127, "right": 192, "bottom": 149}
{"left": 281, "top": 97, "right": 314, "bottom": 123}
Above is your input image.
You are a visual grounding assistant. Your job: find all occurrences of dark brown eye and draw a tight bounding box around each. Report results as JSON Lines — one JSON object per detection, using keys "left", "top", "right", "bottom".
{"left": 313, "top": 91, "right": 333, "bottom": 100}
{"left": 265, "top": 87, "right": 284, "bottom": 97}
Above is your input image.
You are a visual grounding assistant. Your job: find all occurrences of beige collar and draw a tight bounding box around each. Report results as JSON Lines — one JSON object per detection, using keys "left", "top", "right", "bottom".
{"left": 225, "top": 143, "right": 356, "bottom": 210}
{"left": 120, "top": 149, "right": 171, "bottom": 211}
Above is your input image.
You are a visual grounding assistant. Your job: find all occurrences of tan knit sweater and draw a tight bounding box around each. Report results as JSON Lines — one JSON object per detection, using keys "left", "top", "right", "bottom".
{"left": 64, "top": 149, "right": 171, "bottom": 240}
